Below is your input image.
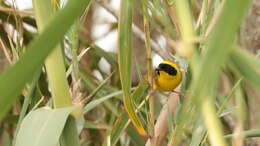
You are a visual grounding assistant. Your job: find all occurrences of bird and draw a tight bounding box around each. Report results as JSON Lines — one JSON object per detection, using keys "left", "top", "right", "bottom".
{"left": 153, "top": 60, "right": 182, "bottom": 91}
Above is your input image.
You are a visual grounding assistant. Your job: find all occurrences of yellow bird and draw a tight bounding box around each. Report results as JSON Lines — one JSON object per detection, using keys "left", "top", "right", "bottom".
{"left": 153, "top": 60, "right": 182, "bottom": 91}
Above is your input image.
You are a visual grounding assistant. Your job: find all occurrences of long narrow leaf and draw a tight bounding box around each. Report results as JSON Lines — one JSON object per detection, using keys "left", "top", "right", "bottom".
{"left": 118, "top": 0, "right": 147, "bottom": 137}
{"left": 0, "top": 0, "right": 91, "bottom": 119}
{"left": 225, "top": 129, "right": 260, "bottom": 139}
{"left": 84, "top": 90, "right": 123, "bottom": 114}
{"left": 110, "top": 81, "right": 148, "bottom": 145}
{"left": 230, "top": 49, "right": 260, "bottom": 88}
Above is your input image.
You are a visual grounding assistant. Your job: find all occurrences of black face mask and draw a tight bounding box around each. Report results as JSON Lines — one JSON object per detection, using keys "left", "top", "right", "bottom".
{"left": 157, "top": 63, "right": 177, "bottom": 76}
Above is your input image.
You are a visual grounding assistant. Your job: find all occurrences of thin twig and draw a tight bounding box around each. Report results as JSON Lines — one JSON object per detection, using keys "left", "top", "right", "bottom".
{"left": 143, "top": 4, "right": 156, "bottom": 145}
{"left": 0, "top": 6, "right": 34, "bottom": 15}
{"left": 32, "top": 96, "right": 45, "bottom": 110}
{"left": 0, "top": 38, "right": 12, "bottom": 64}
{"left": 80, "top": 71, "right": 115, "bottom": 105}
{"left": 66, "top": 47, "right": 91, "bottom": 77}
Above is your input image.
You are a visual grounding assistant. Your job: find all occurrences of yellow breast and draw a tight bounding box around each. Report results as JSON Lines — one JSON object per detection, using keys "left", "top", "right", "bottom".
{"left": 153, "top": 61, "right": 182, "bottom": 91}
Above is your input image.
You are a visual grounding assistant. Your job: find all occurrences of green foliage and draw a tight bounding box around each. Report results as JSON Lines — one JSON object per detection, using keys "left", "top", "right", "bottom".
{"left": 118, "top": 0, "right": 147, "bottom": 137}
{"left": 0, "top": 0, "right": 91, "bottom": 119}
{"left": 0, "top": 0, "right": 260, "bottom": 145}
{"left": 15, "top": 106, "right": 77, "bottom": 146}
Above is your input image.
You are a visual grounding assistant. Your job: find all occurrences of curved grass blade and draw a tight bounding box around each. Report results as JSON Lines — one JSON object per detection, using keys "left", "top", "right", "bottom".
{"left": 230, "top": 49, "right": 260, "bottom": 88}
{"left": 0, "top": 0, "right": 91, "bottom": 119}
{"left": 118, "top": 0, "right": 147, "bottom": 137}
{"left": 110, "top": 81, "right": 148, "bottom": 145}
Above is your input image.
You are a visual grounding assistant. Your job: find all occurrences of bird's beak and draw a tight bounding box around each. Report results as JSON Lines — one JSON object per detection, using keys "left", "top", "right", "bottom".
{"left": 155, "top": 68, "right": 160, "bottom": 75}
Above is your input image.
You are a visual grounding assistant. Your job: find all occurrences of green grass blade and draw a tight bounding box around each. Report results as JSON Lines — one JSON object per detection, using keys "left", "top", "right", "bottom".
{"left": 68, "top": 20, "right": 80, "bottom": 80}
{"left": 59, "top": 116, "right": 81, "bottom": 146}
{"left": 131, "top": 80, "right": 149, "bottom": 104}
{"left": 191, "top": 79, "right": 243, "bottom": 146}
{"left": 0, "top": 0, "right": 91, "bottom": 120}
{"left": 118, "top": 0, "right": 132, "bottom": 93}
{"left": 201, "top": 100, "right": 227, "bottom": 146}
{"left": 172, "top": 0, "right": 251, "bottom": 145}
{"left": 189, "top": 118, "right": 205, "bottom": 146}
{"left": 111, "top": 113, "right": 129, "bottom": 146}
{"left": 174, "top": 0, "right": 196, "bottom": 57}
{"left": 118, "top": 0, "right": 147, "bottom": 137}
{"left": 218, "top": 79, "right": 243, "bottom": 115}
{"left": 230, "top": 49, "right": 260, "bottom": 88}
{"left": 15, "top": 106, "right": 77, "bottom": 146}
{"left": 91, "top": 44, "right": 117, "bottom": 67}
{"left": 110, "top": 82, "right": 148, "bottom": 145}
{"left": 13, "top": 70, "right": 41, "bottom": 145}
{"left": 194, "top": 0, "right": 250, "bottom": 145}
{"left": 33, "top": 1, "right": 84, "bottom": 146}
{"left": 126, "top": 125, "right": 145, "bottom": 146}
{"left": 196, "top": 0, "right": 250, "bottom": 145}
{"left": 225, "top": 129, "right": 260, "bottom": 139}
{"left": 84, "top": 90, "right": 123, "bottom": 114}
{"left": 83, "top": 71, "right": 115, "bottom": 103}
{"left": 79, "top": 70, "right": 120, "bottom": 115}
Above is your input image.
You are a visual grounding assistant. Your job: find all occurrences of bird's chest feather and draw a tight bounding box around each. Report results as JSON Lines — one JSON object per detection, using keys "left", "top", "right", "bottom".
{"left": 155, "top": 74, "right": 177, "bottom": 91}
